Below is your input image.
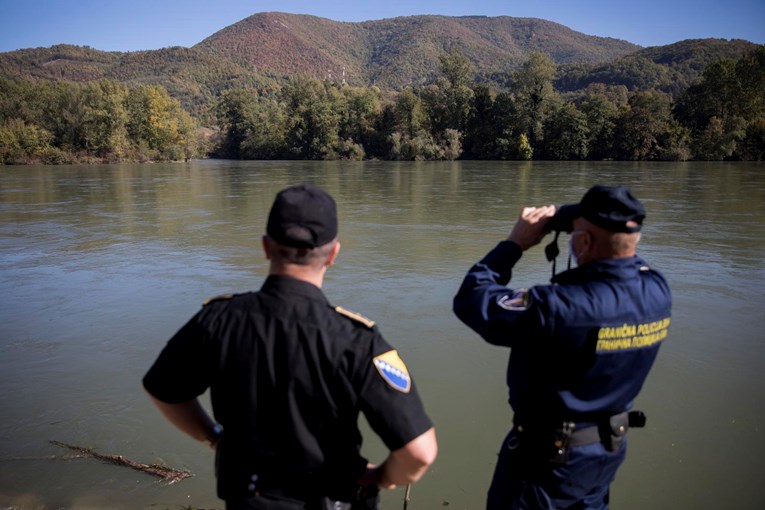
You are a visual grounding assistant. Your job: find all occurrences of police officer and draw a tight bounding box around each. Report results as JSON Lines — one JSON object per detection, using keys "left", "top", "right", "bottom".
{"left": 144, "top": 184, "right": 437, "bottom": 509}
{"left": 453, "top": 185, "right": 671, "bottom": 510}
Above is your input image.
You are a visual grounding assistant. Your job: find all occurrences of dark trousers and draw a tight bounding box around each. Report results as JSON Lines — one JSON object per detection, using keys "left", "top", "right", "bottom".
{"left": 226, "top": 494, "right": 379, "bottom": 510}
{"left": 486, "top": 428, "right": 626, "bottom": 510}
{"left": 226, "top": 494, "right": 306, "bottom": 510}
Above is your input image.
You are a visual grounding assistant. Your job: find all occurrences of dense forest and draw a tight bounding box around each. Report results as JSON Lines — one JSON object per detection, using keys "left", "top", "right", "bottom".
{"left": 1, "top": 45, "right": 763, "bottom": 164}
{"left": 0, "top": 13, "right": 763, "bottom": 164}
{"left": 0, "top": 79, "right": 202, "bottom": 163}
{"left": 213, "top": 47, "right": 765, "bottom": 162}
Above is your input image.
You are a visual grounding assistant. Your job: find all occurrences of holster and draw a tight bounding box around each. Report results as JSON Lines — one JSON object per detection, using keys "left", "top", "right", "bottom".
{"left": 320, "top": 499, "right": 352, "bottom": 510}
{"left": 600, "top": 412, "right": 629, "bottom": 452}
{"left": 517, "top": 410, "right": 648, "bottom": 464}
{"left": 548, "top": 421, "right": 574, "bottom": 465}
{"left": 320, "top": 484, "right": 379, "bottom": 510}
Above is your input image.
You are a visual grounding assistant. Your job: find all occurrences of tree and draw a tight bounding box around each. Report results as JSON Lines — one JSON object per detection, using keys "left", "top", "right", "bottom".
{"left": 463, "top": 85, "right": 496, "bottom": 159}
{"left": 0, "top": 118, "right": 53, "bottom": 164}
{"left": 420, "top": 77, "right": 473, "bottom": 141}
{"left": 439, "top": 48, "right": 473, "bottom": 88}
{"left": 44, "top": 82, "right": 87, "bottom": 151}
{"left": 369, "top": 103, "right": 397, "bottom": 159}
{"left": 440, "top": 129, "right": 463, "bottom": 160}
{"left": 216, "top": 88, "right": 265, "bottom": 158}
{"left": 238, "top": 95, "right": 288, "bottom": 160}
{"left": 740, "top": 117, "right": 765, "bottom": 161}
{"left": 337, "top": 138, "right": 366, "bottom": 160}
{"left": 675, "top": 59, "right": 739, "bottom": 131}
{"left": 338, "top": 86, "right": 381, "bottom": 150}
{"left": 512, "top": 52, "right": 558, "bottom": 148}
{"left": 280, "top": 77, "right": 341, "bottom": 159}
{"left": 692, "top": 116, "right": 746, "bottom": 160}
{"left": 444, "top": 83, "right": 474, "bottom": 135}
{"left": 580, "top": 93, "right": 619, "bottom": 160}
{"left": 674, "top": 47, "right": 765, "bottom": 160}
{"left": 657, "top": 119, "right": 692, "bottom": 161}
{"left": 543, "top": 102, "right": 589, "bottom": 160}
{"left": 734, "top": 47, "right": 765, "bottom": 120}
{"left": 394, "top": 88, "right": 427, "bottom": 139}
{"left": 126, "top": 85, "right": 198, "bottom": 160}
{"left": 81, "top": 80, "right": 129, "bottom": 158}
{"left": 387, "top": 128, "right": 462, "bottom": 161}
{"left": 420, "top": 82, "right": 449, "bottom": 135}
{"left": 614, "top": 91, "right": 672, "bottom": 160}
{"left": 490, "top": 92, "right": 521, "bottom": 160}
{"left": 0, "top": 78, "right": 42, "bottom": 125}
{"left": 517, "top": 133, "right": 533, "bottom": 160}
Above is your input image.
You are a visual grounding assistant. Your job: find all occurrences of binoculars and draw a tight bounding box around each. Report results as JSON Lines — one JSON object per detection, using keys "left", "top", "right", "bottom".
{"left": 545, "top": 205, "right": 577, "bottom": 233}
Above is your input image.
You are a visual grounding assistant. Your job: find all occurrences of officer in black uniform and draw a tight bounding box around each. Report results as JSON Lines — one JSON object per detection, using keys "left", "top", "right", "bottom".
{"left": 144, "top": 184, "right": 437, "bottom": 510}
{"left": 453, "top": 185, "right": 671, "bottom": 510}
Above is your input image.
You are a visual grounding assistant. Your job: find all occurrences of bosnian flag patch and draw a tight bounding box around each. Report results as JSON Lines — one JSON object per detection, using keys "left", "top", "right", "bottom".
{"left": 373, "top": 350, "right": 412, "bottom": 393}
{"left": 497, "top": 289, "right": 530, "bottom": 311}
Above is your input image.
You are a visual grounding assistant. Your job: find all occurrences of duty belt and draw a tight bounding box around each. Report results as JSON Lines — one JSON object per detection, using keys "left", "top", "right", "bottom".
{"left": 514, "top": 410, "right": 647, "bottom": 464}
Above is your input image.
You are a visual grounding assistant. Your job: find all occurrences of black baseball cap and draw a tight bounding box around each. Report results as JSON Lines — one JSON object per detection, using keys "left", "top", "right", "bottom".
{"left": 549, "top": 185, "right": 645, "bottom": 233}
{"left": 266, "top": 184, "right": 338, "bottom": 248}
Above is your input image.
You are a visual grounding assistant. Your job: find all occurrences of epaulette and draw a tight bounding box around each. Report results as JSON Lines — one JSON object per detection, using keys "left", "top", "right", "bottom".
{"left": 203, "top": 293, "right": 235, "bottom": 306}
{"left": 639, "top": 266, "right": 651, "bottom": 272}
{"left": 334, "top": 306, "right": 375, "bottom": 328}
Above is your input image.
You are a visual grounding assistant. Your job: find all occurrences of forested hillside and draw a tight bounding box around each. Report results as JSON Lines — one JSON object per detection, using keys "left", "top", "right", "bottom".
{"left": 0, "top": 13, "right": 645, "bottom": 114}
{"left": 0, "top": 78, "right": 201, "bottom": 163}
{"left": 1, "top": 13, "right": 763, "bottom": 164}
{"left": 1, "top": 14, "right": 755, "bottom": 116}
{"left": 195, "top": 13, "right": 640, "bottom": 88}
{"left": 556, "top": 38, "right": 759, "bottom": 97}
{"left": 0, "top": 44, "right": 281, "bottom": 122}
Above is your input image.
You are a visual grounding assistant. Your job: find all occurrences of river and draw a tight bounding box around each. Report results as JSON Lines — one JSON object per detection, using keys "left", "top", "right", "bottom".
{"left": 1, "top": 160, "right": 764, "bottom": 509}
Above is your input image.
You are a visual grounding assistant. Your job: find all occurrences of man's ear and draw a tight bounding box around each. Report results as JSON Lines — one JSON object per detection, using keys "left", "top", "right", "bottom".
{"left": 326, "top": 240, "right": 341, "bottom": 266}
{"left": 577, "top": 230, "right": 592, "bottom": 254}
{"left": 262, "top": 235, "right": 271, "bottom": 260}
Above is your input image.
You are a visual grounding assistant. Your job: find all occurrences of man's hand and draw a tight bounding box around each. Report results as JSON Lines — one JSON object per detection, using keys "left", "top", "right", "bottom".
{"left": 357, "top": 427, "right": 437, "bottom": 490}
{"left": 507, "top": 205, "right": 556, "bottom": 251}
{"left": 359, "top": 463, "right": 396, "bottom": 490}
{"left": 147, "top": 393, "right": 221, "bottom": 450}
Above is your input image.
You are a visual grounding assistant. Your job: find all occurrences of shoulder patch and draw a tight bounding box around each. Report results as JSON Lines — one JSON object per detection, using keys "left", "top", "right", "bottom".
{"left": 203, "top": 294, "right": 235, "bottom": 306}
{"left": 373, "top": 350, "right": 412, "bottom": 393}
{"left": 497, "top": 289, "right": 530, "bottom": 311}
{"left": 334, "top": 306, "right": 375, "bottom": 328}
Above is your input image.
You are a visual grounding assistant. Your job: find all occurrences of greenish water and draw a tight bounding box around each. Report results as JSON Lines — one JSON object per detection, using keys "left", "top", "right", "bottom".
{"left": 1, "top": 160, "right": 764, "bottom": 509}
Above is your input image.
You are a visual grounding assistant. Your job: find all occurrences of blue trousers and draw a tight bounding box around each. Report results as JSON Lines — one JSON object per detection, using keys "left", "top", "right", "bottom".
{"left": 486, "top": 428, "right": 626, "bottom": 510}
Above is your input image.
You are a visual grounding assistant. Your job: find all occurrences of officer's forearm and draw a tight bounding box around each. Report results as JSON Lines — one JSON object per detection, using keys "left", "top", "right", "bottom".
{"left": 454, "top": 241, "right": 523, "bottom": 302}
{"left": 375, "top": 427, "right": 437, "bottom": 488}
{"left": 148, "top": 393, "right": 220, "bottom": 448}
{"left": 453, "top": 240, "right": 542, "bottom": 346}
{"left": 453, "top": 241, "right": 524, "bottom": 339}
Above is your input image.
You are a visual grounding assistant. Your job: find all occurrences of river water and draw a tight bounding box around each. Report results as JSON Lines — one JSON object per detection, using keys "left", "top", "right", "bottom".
{"left": 1, "top": 160, "right": 764, "bottom": 509}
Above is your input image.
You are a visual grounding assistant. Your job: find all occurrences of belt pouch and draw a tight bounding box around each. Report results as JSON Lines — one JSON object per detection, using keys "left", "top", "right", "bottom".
{"left": 603, "top": 412, "right": 629, "bottom": 452}
{"left": 548, "top": 422, "right": 574, "bottom": 465}
{"left": 320, "top": 498, "right": 352, "bottom": 510}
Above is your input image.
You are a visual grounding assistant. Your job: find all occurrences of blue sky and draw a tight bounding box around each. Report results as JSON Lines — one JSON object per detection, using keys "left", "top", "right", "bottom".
{"left": 0, "top": 0, "right": 763, "bottom": 53}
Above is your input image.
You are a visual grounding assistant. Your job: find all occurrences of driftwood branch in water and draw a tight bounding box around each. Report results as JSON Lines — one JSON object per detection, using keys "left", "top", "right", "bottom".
{"left": 49, "top": 440, "right": 193, "bottom": 485}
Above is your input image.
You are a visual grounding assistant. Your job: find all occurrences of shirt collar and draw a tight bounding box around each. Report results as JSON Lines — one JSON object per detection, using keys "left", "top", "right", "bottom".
{"left": 261, "top": 274, "right": 330, "bottom": 303}
{"left": 551, "top": 256, "right": 648, "bottom": 285}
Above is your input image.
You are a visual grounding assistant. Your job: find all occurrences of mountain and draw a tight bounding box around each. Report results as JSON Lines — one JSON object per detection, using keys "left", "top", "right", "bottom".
{"left": 0, "top": 44, "right": 279, "bottom": 120}
{"left": 194, "top": 12, "right": 641, "bottom": 88}
{"left": 0, "top": 12, "right": 760, "bottom": 117}
{"left": 556, "top": 38, "right": 759, "bottom": 96}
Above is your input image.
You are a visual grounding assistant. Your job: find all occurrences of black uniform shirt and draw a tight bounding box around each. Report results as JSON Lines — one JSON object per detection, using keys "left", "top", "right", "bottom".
{"left": 143, "top": 275, "right": 432, "bottom": 499}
